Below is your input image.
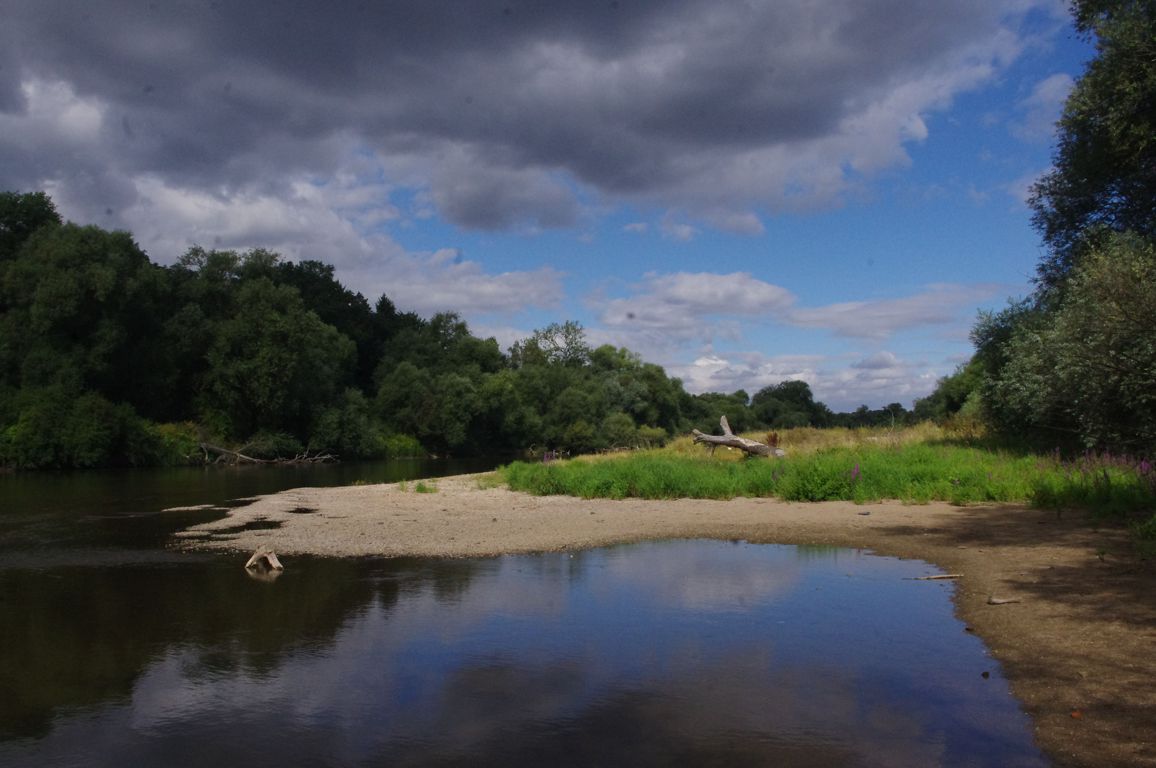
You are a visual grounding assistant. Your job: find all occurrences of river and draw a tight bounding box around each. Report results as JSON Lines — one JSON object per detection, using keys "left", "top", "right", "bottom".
{"left": 0, "top": 462, "right": 1048, "bottom": 766}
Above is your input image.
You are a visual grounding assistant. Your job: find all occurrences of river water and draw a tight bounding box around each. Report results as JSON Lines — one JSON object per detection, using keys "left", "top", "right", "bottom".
{"left": 0, "top": 463, "right": 1048, "bottom": 767}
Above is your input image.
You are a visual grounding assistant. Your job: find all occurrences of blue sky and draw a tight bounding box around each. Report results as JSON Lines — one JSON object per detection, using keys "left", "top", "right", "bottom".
{"left": 0, "top": 1, "right": 1093, "bottom": 410}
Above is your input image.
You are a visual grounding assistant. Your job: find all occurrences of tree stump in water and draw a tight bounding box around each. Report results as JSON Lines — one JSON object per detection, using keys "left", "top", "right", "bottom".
{"left": 245, "top": 546, "right": 284, "bottom": 571}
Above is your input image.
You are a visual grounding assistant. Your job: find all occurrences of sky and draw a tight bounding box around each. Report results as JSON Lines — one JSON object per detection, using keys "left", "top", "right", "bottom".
{"left": 0, "top": 0, "right": 1094, "bottom": 411}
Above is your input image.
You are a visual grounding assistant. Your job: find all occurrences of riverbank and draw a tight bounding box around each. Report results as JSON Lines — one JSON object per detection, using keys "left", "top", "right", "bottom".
{"left": 172, "top": 473, "right": 1156, "bottom": 768}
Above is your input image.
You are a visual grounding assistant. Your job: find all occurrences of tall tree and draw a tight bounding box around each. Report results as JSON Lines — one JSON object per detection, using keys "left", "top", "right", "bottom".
{"left": 0, "top": 223, "right": 173, "bottom": 408}
{"left": 977, "top": 1, "right": 1156, "bottom": 450}
{"left": 510, "top": 321, "right": 591, "bottom": 368}
{"left": 275, "top": 259, "right": 379, "bottom": 387}
{"left": 752, "top": 380, "right": 830, "bottom": 428}
{"left": 200, "top": 278, "right": 355, "bottom": 440}
{"left": 982, "top": 233, "right": 1156, "bottom": 448}
{"left": 1029, "top": 0, "right": 1156, "bottom": 290}
{"left": 0, "top": 191, "right": 61, "bottom": 262}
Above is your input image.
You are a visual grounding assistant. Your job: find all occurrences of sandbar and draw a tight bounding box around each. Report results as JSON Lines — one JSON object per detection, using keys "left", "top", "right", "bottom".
{"left": 172, "top": 473, "right": 1156, "bottom": 768}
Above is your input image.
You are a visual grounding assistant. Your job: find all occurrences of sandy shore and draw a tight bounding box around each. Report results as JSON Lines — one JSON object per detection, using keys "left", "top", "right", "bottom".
{"left": 173, "top": 473, "right": 1156, "bottom": 768}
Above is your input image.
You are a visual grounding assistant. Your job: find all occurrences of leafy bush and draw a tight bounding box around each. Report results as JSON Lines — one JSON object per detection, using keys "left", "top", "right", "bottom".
{"left": 563, "top": 419, "right": 601, "bottom": 454}
{"left": 637, "top": 425, "right": 669, "bottom": 447}
{"left": 147, "top": 422, "right": 203, "bottom": 464}
{"left": 600, "top": 412, "right": 638, "bottom": 448}
{"left": 241, "top": 431, "right": 304, "bottom": 460}
{"left": 383, "top": 432, "right": 425, "bottom": 458}
{"left": 0, "top": 386, "right": 163, "bottom": 468}
{"left": 310, "top": 389, "right": 389, "bottom": 458}
{"left": 977, "top": 234, "right": 1156, "bottom": 453}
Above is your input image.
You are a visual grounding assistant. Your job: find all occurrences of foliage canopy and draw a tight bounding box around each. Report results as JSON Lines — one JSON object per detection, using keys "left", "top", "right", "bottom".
{"left": 934, "top": 0, "right": 1156, "bottom": 454}
{"left": 1, "top": 191, "right": 892, "bottom": 468}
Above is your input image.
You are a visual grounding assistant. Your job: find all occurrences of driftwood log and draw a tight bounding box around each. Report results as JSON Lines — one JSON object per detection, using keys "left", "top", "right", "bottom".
{"left": 692, "top": 416, "right": 786, "bottom": 458}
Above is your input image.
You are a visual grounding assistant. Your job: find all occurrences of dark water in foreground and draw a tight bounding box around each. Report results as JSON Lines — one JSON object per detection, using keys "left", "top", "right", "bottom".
{"left": 0, "top": 466, "right": 1047, "bottom": 767}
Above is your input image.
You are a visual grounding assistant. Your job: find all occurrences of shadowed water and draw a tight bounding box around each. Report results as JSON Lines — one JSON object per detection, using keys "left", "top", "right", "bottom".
{"left": 0, "top": 458, "right": 498, "bottom": 560}
{"left": 0, "top": 537, "right": 1047, "bottom": 767}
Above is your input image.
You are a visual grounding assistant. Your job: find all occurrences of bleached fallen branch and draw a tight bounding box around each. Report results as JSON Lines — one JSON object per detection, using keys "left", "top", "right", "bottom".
{"left": 691, "top": 416, "right": 786, "bottom": 458}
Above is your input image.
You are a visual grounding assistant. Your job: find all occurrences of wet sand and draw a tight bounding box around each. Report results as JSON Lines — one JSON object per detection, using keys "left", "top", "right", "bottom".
{"left": 173, "top": 473, "right": 1156, "bottom": 768}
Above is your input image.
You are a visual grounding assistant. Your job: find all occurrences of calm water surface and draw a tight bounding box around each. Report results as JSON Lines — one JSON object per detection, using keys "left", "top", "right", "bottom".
{"left": 0, "top": 458, "right": 497, "bottom": 559}
{"left": 0, "top": 467, "right": 1048, "bottom": 767}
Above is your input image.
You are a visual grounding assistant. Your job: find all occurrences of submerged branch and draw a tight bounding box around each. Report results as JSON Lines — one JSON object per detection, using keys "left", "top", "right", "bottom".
{"left": 199, "top": 443, "right": 337, "bottom": 465}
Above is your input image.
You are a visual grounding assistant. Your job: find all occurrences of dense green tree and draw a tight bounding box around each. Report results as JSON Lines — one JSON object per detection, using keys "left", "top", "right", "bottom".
{"left": 687, "top": 390, "right": 756, "bottom": 434}
{"left": 429, "top": 372, "right": 482, "bottom": 450}
{"left": 429, "top": 313, "right": 505, "bottom": 374}
{"left": 1029, "top": 0, "right": 1156, "bottom": 289}
{"left": 0, "top": 191, "right": 788, "bottom": 466}
{"left": 0, "top": 223, "right": 175, "bottom": 414}
{"left": 563, "top": 419, "right": 601, "bottom": 454}
{"left": 372, "top": 295, "right": 426, "bottom": 363}
{"left": 548, "top": 385, "right": 600, "bottom": 444}
{"left": 200, "top": 278, "right": 355, "bottom": 440}
{"left": 912, "top": 359, "right": 984, "bottom": 423}
{"left": 373, "top": 310, "right": 501, "bottom": 379}
{"left": 1046, "top": 234, "right": 1156, "bottom": 447}
{"left": 275, "top": 259, "right": 378, "bottom": 387}
{"left": 982, "top": 233, "right": 1156, "bottom": 449}
{"left": 375, "top": 361, "right": 435, "bottom": 441}
{"left": 590, "top": 345, "right": 684, "bottom": 432}
{"left": 822, "top": 402, "right": 914, "bottom": 429}
{"left": 0, "top": 191, "right": 61, "bottom": 262}
{"left": 310, "top": 389, "right": 387, "bottom": 458}
{"left": 634, "top": 362, "right": 684, "bottom": 430}
{"left": 974, "top": 2, "right": 1156, "bottom": 451}
{"left": 601, "top": 412, "right": 640, "bottom": 448}
{"left": 751, "top": 380, "right": 830, "bottom": 428}
{"left": 510, "top": 320, "right": 591, "bottom": 368}
{"left": 474, "top": 368, "right": 541, "bottom": 452}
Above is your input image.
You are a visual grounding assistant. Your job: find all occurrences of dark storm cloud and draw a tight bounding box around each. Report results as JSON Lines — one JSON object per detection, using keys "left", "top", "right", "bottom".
{"left": 1, "top": 0, "right": 1046, "bottom": 230}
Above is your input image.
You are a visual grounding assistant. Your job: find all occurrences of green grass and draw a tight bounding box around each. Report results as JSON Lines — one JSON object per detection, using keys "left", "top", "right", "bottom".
{"left": 503, "top": 454, "right": 767, "bottom": 500}
{"left": 502, "top": 445, "right": 1038, "bottom": 504}
{"left": 499, "top": 434, "right": 1156, "bottom": 528}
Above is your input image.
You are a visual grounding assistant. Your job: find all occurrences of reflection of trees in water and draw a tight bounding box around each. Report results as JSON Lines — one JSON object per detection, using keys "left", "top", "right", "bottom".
{"left": 386, "top": 557, "right": 490, "bottom": 604}
{"left": 0, "top": 556, "right": 484, "bottom": 740}
{"left": 0, "top": 543, "right": 1049, "bottom": 767}
{"left": 415, "top": 658, "right": 864, "bottom": 767}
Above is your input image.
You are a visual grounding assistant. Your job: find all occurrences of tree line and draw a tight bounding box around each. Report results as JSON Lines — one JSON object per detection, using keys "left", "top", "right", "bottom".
{"left": 1, "top": 192, "right": 899, "bottom": 469}
{"left": 918, "top": 0, "right": 1155, "bottom": 455}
